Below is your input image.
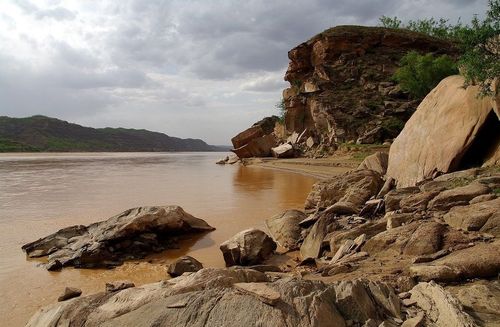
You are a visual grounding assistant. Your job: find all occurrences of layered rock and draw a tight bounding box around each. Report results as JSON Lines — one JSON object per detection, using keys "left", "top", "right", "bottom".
{"left": 220, "top": 229, "right": 277, "bottom": 266}
{"left": 22, "top": 206, "right": 215, "bottom": 269}
{"left": 282, "top": 25, "right": 457, "bottom": 147}
{"left": 26, "top": 268, "right": 405, "bottom": 327}
{"left": 230, "top": 116, "right": 280, "bottom": 158}
{"left": 387, "top": 75, "right": 500, "bottom": 187}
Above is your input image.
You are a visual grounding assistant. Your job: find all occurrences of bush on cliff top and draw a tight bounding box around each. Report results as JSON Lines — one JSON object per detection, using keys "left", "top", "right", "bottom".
{"left": 380, "top": 0, "right": 500, "bottom": 96}
{"left": 393, "top": 52, "right": 458, "bottom": 98}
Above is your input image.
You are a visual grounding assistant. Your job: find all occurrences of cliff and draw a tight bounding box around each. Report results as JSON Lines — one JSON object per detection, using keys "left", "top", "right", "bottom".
{"left": 0, "top": 115, "right": 219, "bottom": 152}
{"left": 282, "top": 25, "right": 457, "bottom": 148}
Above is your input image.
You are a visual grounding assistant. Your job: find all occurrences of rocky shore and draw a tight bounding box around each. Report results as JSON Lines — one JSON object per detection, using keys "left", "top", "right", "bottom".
{"left": 23, "top": 26, "right": 499, "bottom": 327}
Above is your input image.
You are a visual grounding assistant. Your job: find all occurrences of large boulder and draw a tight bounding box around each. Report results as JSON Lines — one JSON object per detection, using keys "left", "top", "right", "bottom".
{"left": 220, "top": 229, "right": 277, "bottom": 266}
{"left": 26, "top": 268, "right": 404, "bottom": 327}
{"left": 304, "top": 169, "right": 384, "bottom": 212}
{"left": 265, "top": 209, "right": 306, "bottom": 251}
{"left": 387, "top": 75, "right": 499, "bottom": 187}
{"left": 231, "top": 116, "right": 280, "bottom": 158}
{"left": 22, "top": 206, "right": 215, "bottom": 269}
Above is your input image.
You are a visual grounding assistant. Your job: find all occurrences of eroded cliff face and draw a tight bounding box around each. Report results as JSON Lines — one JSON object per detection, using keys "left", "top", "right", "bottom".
{"left": 282, "top": 25, "right": 457, "bottom": 147}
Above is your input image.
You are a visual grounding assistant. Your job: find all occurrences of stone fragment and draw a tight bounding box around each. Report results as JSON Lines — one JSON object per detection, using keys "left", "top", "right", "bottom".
{"left": 105, "top": 281, "right": 135, "bottom": 293}
{"left": 358, "top": 152, "right": 389, "bottom": 175}
{"left": 265, "top": 209, "right": 305, "bottom": 251}
{"left": 220, "top": 229, "right": 277, "bottom": 266}
{"left": 271, "top": 143, "right": 294, "bottom": 158}
{"left": 234, "top": 282, "right": 281, "bottom": 306}
{"left": 57, "top": 287, "right": 82, "bottom": 302}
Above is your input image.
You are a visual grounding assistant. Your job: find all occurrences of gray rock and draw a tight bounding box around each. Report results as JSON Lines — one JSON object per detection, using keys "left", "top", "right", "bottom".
{"left": 22, "top": 206, "right": 215, "bottom": 269}
{"left": 168, "top": 256, "right": 203, "bottom": 277}
{"left": 300, "top": 215, "right": 329, "bottom": 260}
{"left": 57, "top": 287, "right": 82, "bottom": 302}
{"left": 443, "top": 197, "right": 500, "bottom": 236}
{"left": 358, "top": 152, "right": 389, "bottom": 176}
{"left": 428, "top": 183, "right": 490, "bottom": 211}
{"left": 220, "top": 229, "right": 276, "bottom": 266}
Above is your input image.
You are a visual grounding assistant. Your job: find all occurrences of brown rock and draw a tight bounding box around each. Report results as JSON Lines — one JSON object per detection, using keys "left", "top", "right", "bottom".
{"left": 105, "top": 281, "right": 135, "bottom": 292}
{"left": 387, "top": 75, "right": 499, "bottom": 187}
{"left": 220, "top": 229, "right": 277, "bottom": 266}
{"left": 428, "top": 183, "right": 490, "bottom": 211}
{"left": 403, "top": 222, "right": 445, "bottom": 256}
{"left": 357, "top": 152, "right": 389, "bottom": 175}
{"left": 443, "top": 197, "right": 500, "bottom": 235}
{"left": 300, "top": 215, "right": 329, "bottom": 259}
{"left": 384, "top": 187, "right": 420, "bottom": 212}
{"left": 167, "top": 256, "right": 203, "bottom": 277}
{"left": 305, "top": 169, "right": 384, "bottom": 212}
{"left": 265, "top": 209, "right": 305, "bottom": 251}
{"left": 271, "top": 143, "right": 294, "bottom": 158}
{"left": 234, "top": 282, "right": 281, "bottom": 306}
{"left": 231, "top": 134, "right": 278, "bottom": 158}
{"left": 58, "top": 287, "right": 82, "bottom": 302}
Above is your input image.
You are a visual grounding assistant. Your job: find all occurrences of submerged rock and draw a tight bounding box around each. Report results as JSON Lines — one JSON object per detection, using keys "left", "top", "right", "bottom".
{"left": 22, "top": 206, "right": 215, "bottom": 269}
{"left": 220, "top": 228, "right": 277, "bottom": 266}
{"left": 57, "top": 287, "right": 82, "bottom": 302}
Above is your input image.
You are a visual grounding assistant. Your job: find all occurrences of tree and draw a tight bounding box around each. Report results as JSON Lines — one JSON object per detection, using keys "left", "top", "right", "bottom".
{"left": 393, "top": 52, "right": 458, "bottom": 98}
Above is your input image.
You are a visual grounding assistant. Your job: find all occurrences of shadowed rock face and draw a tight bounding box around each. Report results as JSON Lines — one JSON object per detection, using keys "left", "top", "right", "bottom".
{"left": 282, "top": 25, "right": 457, "bottom": 145}
{"left": 22, "top": 206, "right": 215, "bottom": 269}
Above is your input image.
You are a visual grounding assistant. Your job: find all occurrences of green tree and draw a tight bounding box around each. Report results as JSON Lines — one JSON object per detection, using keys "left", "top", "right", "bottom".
{"left": 275, "top": 98, "right": 286, "bottom": 123}
{"left": 380, "top": 0, "right": 500, "bottom": 95}
{"left": 393, "top": 51, "right": 458, "bottom": 98}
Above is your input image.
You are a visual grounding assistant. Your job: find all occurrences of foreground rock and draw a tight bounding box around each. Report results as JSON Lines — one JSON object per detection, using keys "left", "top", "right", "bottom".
{"left": 220, "top": 228, "right": 277, "bottom": 266}
{"left": 27, "top": 268, "right": 407, "bottom": 327}
{"left": 387, "top": 75, "right": 499, "bottom": 187}
{"left": 22, "top": 206, "right": 215, "bottom": 269}
{"left": 168, "top": 256, "right": 203, "bottom": 277}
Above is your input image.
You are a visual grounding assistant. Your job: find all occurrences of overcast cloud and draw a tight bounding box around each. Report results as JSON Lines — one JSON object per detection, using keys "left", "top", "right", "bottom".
{"left": 0, "top": 0, "right": 488, "bottom": 144}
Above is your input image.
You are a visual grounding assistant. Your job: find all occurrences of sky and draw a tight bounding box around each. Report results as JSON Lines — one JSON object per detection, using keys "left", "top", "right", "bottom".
{"left": 0, "top": 0, "right": 490, "bottom": 145}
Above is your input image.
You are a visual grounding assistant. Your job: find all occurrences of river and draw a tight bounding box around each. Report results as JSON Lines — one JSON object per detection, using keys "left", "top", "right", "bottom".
{"left": 0, "top": 152, "right": 317, "bottom": 326}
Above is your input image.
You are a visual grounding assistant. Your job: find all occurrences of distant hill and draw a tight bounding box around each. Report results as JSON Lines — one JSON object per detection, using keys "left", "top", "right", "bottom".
{"left": 0, "top": 115, "right": 221, "bottom": 152}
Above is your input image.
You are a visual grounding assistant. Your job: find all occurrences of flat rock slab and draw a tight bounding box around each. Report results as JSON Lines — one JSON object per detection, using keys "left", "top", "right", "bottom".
{"left": 22, "top": 206, "right": 214, "bottom": 269}
{"left": 234, "top": 282, "right": 281, "bottom": 306}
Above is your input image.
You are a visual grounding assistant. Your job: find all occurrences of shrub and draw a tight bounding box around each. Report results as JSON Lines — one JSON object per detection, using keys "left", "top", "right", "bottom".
{"left": 393, "top": 51, "right": 458, "bottom": 98}
{"left": 380, "top": 0, "right": 500, "bottom": 96}
{"left": 275, "top": 98, "right": 286, "bottom": 123}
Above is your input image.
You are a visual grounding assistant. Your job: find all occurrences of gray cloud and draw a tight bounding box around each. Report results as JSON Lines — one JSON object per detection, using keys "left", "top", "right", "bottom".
{"left": 0, "top": 0, "right": 490, "bottom": 144}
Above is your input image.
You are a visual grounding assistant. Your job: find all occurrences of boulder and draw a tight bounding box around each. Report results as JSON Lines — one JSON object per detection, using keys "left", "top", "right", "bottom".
{"left": 22, "top": 206, "right": 215, "bottom": 269}
{"left": 220, "top": 229, "right": 277, "bottom": 266}
{"left": 403, "top": 222, "right": 445, "bottom": 256}
{"left": 357, "top": 152, "right": 389, "bottom": 175}
{"left": 410, "top": 241, "right": 500, "bottom": 282}
{"left": 384, "top": 187, "right": 420, "bottom": 212}
{"left": 167, "top": 256, "right": 203, "bottom": 277}
{"left": 231, "top": 134, "right": 278, "bottom": 158}
{"left": 265, "top": 209, "right": 305, "bottom": 251}
{"left": 57, "top": 287, "right": 82, "bottom": 302}
{"left": 428, "top": 182, "right": 490, "bottom": 211}
{"left": 387, "top": 75, "right": 499, "bottom": 187}
{"left": 409, "top": 281, "right": 476, "bottom": 327}
{"left": 305, "top": 169, "right": 384, "bottom": 212}
{"left": 443, "top": 197, "right": 500, "bottom": 236}
{"left": 271, "top": 143, "right": 294, "bottom": 158}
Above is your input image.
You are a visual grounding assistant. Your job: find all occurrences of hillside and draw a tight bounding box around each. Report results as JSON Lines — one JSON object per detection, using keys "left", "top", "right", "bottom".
{"left": 0, "top": 115, "right": 218, "bottom": 152}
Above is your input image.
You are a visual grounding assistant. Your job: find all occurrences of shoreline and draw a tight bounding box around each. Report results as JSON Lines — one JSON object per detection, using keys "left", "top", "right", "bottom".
{"left": 242, "top": 155, "right": 361, "bottom": 179}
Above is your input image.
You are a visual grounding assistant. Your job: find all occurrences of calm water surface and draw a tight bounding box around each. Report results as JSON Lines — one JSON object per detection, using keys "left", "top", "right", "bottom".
{"left": 0, "top": 152, "right": 317, "bottom": 326}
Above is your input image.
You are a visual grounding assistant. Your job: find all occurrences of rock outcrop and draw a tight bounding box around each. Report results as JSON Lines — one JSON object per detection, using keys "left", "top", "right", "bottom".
{"left": 220, "top": 229, "right": 277, "bottom": 266}
{"left": 168, "top": 256, "right": 204, "bottom": 277}
{"left": 26, "top": 268, "right": 406, "bottom": 327}
{"left": 282, "top": 25, "right": 457, "bottom": 147}
{"left": 22, "top": 206, "right": 215, "bottom": 269}
{"left": 387, "top": 75, "right": 500, "bottom": 187}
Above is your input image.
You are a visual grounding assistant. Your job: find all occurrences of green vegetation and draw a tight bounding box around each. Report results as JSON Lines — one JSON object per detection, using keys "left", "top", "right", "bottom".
{"left": 275, "top": 98, "right": 286, "bottom": 123}
{"left": 380, "top": 0, "right": 500, "bottom": 96}
{"left": 392, "top": 52, "right": 458, "bottom": 98}
{"left": 381, "top": 117, "right": 406, "bottom": 135}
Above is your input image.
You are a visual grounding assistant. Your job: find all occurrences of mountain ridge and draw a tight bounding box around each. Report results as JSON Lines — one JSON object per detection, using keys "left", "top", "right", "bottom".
{"left": 0, "top": 115, "right": 221, "bottom": 152}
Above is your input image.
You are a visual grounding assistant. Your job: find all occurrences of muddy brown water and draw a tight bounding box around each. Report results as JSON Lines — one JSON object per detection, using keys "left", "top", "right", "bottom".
{"left": 0, "top": 152, "right": 317, "bottom": 326}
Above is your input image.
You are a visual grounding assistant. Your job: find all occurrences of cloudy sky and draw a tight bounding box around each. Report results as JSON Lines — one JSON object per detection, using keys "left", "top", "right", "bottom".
{"left": 0, "top": 0, "right": 489, "bottom": 144}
